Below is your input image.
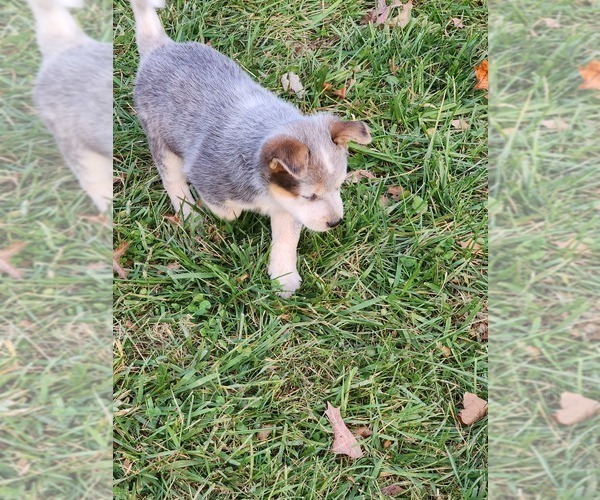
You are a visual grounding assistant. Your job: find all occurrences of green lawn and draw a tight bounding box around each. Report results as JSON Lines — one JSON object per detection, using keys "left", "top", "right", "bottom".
{"left": 489, "top": 0, "right": 600, "bottom": 497}
{"left": 113, "top": 0, "right": 487, "bottom": 497}
{"left": 0, "top": 1, "right": 112, "bottom": 498}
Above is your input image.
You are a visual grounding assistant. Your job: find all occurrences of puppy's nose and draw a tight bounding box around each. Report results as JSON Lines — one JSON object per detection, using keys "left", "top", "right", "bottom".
{"left": 327, "top": 218, "right": 342, "bottom": 228}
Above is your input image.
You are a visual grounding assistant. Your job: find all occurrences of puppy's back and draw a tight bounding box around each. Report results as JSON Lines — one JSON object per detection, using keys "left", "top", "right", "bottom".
{"left": 35, "top": 42, "right": 112, "bottom": 157}
{"left": 134, "top": 42, "right": 275, "bottom": 153}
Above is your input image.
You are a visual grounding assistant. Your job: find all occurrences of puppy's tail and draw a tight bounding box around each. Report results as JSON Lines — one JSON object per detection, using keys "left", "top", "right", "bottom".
{"left": 27, "top": 0, "right": 91, "bottom": 59}
{"left": 130, "top": 0, "right": 170, "bottom": 58}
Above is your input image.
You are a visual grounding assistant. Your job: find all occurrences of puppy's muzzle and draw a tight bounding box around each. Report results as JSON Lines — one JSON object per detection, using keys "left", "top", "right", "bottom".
{"left": 327, "top": 218, "right": 343, "bottom": 228}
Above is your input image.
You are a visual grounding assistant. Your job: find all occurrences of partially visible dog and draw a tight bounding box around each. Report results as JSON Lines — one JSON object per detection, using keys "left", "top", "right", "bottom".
{"left": 27, "top": 0, "right": 112, "bottom": 213}
{"left": 131, "top": 0, "right": 371, "bottom": 297}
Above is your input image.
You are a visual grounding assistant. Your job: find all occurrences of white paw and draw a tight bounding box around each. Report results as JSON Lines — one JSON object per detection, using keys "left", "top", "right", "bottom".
{"left": 269, "top": 268, "right": 301, "bottom": 298}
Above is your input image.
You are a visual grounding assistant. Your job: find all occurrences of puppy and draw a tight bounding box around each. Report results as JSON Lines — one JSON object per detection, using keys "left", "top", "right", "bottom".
{"left": 130, "top": 0, "right": 371, "bottom": 297}
{"left": 27, "top": 0, "right": 112, "bottom": 213}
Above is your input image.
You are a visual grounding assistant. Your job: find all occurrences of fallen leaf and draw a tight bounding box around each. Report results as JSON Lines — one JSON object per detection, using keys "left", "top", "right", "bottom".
{"left": 256, "top": 429, "right": 271, "bottom": 442}
{"left": 451, "top": 118, "right": 470, "bottom": 130}
{"left": 121, "top": 457, "right": 133, "bottom": 475}
{"left": 389, "top": 1, "right": 412, "bottom": 28}
{"left": 541, "top": 118, "right": 569, "bottom": 131}
{"left": 469, "top": 306, "right": 488, "bottom": 341}
{"left": 80, "top": 213, "right": 110, "bottom": 227}
{"left": 540, "top": 17, "right": 561, "bottom": 29}
{"left": 458, "top": 392, "right": 488, "bottom": 425}
{"left": 322, "top": 82, "right": 333, "bottom": 92}
{"left": 439, "top": 345, "right": 452, "bottom": 357}
{"left": 324, "top": 402, "right": 363, "bottom": 459}
{"left": 474, "top": 60, "right": 488, "bottom": 91}
{"left": 381, "top": 484, "right": 405, "bottom": 496}
{"left": 15, "top": 458, "right": 31, "bottom": 477}
{"left": 552, "top": 392, "right": 600, "bottom": 425}
{"left": 382, "top": 439, "right": 392, "bottom": 449}
{"left": 164, "top": 214, "right": 181, "bottom": 225}
{"left": 523, "top": 345, "right": 541, "bottom": 357}
{"left": 354, "top": 426, "right": 373, "bottom": 438}
{"left": 459, "top": 238, "right": 483, "bottom": 253}
{"left": 570, "top": 312, "right": 600, "bottom": 341}
{"left": 346, "top": 169, "right": 376, "bottom": 183}
{"left": 551, "top": 239, "right": 590, "bottom": 255}
{"left": 578, "top": 60, "right": 600, "bottom": 90}
{"left": 332, "top": 85, "right": 348, "bottom": 99}
{"left": 450, "top": 17, "right": 464, "bottom": 28}
{"left": 386, "top": 185, "right": 404, "bottom": 201}
{"left": 113, "top": 241, "right": 129, "bottom": 279}
{"left": 0, "top": 242, "right": 28, "bottom": 279}
{"left": 362, "top": 0, "right": 403, "bottom": 26}
{"left": 281, "top": 72, "right": 305, "bottom": 98}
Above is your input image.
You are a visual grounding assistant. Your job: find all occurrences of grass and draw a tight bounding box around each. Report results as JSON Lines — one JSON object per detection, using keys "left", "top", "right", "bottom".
{"left": 489, "top": 0, "right": 600, "bottom": 498}
{"left": 0, "top": 1, "right": 112, "bottom": 498}
{"left": 113, "top": 0, "right": 487, "bottom": 497}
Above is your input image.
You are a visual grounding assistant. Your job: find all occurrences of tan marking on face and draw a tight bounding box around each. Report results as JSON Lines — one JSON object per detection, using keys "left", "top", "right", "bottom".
{"left": 269, "top": 182, "right": 299, "bottom": 199}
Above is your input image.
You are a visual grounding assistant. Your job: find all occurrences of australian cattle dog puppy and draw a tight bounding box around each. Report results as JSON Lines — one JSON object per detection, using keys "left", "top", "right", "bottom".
{"left": 130, "top": 0, "right": 371, "bottom": 296}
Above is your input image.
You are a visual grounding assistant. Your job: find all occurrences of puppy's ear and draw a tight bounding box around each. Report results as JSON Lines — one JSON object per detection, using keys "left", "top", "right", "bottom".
{"left": 330, "top": 120, "right": 372, "bottom": 146}
{"left": 261, "top": 136, "right": 309, "bottom": 177}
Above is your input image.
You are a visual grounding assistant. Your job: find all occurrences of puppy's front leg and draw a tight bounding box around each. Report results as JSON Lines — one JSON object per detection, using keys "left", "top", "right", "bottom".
{"left": 268, "top": 211, "right": 302, "bottom": 298}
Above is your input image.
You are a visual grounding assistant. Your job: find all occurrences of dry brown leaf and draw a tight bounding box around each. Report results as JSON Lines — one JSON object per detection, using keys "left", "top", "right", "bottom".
{"left": 451, "top": 118, "right": 470, "bottom": 130}
{"left": 570, "top": 313, "right": 600, "bottom": 341}
{"left": 281, "top": 72, "right": 305, "bottom": 98}
{"left": 469, "top": 306, "right": 488, "bottom": 341}
{"left": 354, "top": 426, "right": 373, "bottom": 438}
{"left": 439, "top": 345, "right": 452, "bottom": 357}
{"left": 332, "top": 85, "right": 348, "bottom": 99}
{"left": 324, "top": 402, "right": 363, "bottom": 459}
{"left": 541, "top": 118, "right": 569, "bottom": 131}
{"left": 451, "top": 17, "right": 464, "bottom": 28}
{"left": 553, "top": 392, "right": 600, "bottom": 426}
{"left": 552, "top": 239, "right": 590, "bottom": 255}
{"left": 256, "top": 429, "right": 271, "bottom": 442}
{"left": 346, "top": 169, "right": 376, "bottom": 183}
{"left": 15, "top": 458, "right": 31, "bottom": 477}
{"left": 113, "top": 241, "right": 129, "bottom": 279}
{"left": 381, "top": 484, "right": 405, "bottom": 496}
{"left": 523, "top": 345, "right": 541, "bottom": 357}
{"left": 164, "top": 214, "right": 181, "bottom": 225}
{"left": 122, "top": 458, "right": 133, "bottom": 475}
{"left": 362, "top": 0, "right": 403, "bottom": 25}
{"left": 459, "top": 238, "right": 483, "bottom": 253}
{"left": 578, "top": 60, "right": 600, "bottom": 91}
{"left": 389, "top": 1, "right": 412, "bottom": 28}
{"left": 474, "top": 60, "right": 488, "bottom": 91}
{"left": 540, "top": 17, "right": 561, "bottom": 28}
{"left": 322, "top": 82, "right": 333, "bottom": 92}
{"left": 0, "top": 242, "right": 28, "bottom": 279}
{"left": 387, "top": 186, "right": 404, "bottom": 201}
{"left": 458, "top": 393, "right": 488, "bottom": 425}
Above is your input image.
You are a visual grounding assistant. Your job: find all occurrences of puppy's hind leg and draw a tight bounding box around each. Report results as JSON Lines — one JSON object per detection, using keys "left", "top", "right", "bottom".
{"left": 148, "top": 139, "right": 195, "bottom": 217}
{"left": 202, "top": 200, "right": 241, "bottom": 222}
{"left": 57, "top": 143, "right": 113, "bottom": 212}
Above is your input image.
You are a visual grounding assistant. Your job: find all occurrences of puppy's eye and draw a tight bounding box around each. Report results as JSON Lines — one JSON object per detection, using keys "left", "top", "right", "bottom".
{"left": 302, "top": 194, "right": 318, "bottom": 201}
